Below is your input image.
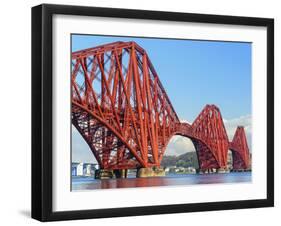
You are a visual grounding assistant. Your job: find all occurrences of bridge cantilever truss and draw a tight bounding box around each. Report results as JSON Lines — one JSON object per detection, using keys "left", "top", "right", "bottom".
{"left": 71, "top": 41, "right": 250, "bottom": 170}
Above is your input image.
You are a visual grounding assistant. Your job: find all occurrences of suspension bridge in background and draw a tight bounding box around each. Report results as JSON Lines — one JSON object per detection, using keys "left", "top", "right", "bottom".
{"left": 71, "top": 41, "right": 250, "bottom": 177}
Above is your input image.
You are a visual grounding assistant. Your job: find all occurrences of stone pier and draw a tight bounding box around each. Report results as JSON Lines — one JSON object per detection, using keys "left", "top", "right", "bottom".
{"left": 114, "top": 169, "right": 128, "bottom": 178}
{"left": 95, "top": 169, "right": 128, "bottom": 179}
{"left": 94, "top": 169, "right": 114, "bottom": 179}
{"left": 136, "top": 167, "right": 166, "bottom": 178}
{"left": 198, "top": 168, "right": 230, "bottom": 174}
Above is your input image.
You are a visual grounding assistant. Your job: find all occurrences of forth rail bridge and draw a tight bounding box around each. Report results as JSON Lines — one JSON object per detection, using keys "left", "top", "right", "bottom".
{"left": 72, "top": 41, "right": 250, "bottom": 179}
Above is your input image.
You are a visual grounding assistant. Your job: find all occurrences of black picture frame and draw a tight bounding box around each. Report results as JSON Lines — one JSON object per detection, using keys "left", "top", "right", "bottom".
{"left": 32, "top": 3, "right": 274, "bottom": 222}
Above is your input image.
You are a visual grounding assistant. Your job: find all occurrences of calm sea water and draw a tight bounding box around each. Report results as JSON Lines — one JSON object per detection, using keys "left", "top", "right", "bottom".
{"left": 72, "top": 172, "right": 251, "bottom": 190}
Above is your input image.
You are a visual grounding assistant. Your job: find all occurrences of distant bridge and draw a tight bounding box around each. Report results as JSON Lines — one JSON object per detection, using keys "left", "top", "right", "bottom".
{"left": 71, "top": 41, "right": 250, "bottom": 171}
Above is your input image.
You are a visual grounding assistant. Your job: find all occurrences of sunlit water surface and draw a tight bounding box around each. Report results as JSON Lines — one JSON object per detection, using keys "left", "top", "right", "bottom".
{"left": 72, "top": 172, "right": 251, "bottom": 190}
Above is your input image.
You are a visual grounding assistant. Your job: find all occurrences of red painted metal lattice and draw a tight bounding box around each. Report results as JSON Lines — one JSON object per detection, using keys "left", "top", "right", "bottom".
{"left": 229, "top": 127, "right": 250, "bottom": 169}
{"left": 71, "top": 41, "right": 250, "bottom": 170}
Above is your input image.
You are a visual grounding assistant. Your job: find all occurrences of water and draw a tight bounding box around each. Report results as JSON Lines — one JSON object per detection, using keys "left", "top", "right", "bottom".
{"left": 72, "top": 172, "right": 251, "bottom": 190}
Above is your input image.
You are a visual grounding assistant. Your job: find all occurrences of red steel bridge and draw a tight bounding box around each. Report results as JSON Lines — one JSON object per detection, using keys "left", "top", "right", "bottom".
{"left": 71, "top": 41, "right": 250, "bottom": 171}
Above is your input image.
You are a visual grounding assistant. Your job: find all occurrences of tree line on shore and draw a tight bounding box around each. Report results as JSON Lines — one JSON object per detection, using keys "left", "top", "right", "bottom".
{"left": 161, "top": 152, "right": 199, "bottom": 169}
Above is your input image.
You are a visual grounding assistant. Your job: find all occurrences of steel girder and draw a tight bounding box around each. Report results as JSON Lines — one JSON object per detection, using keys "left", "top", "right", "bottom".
{"left": 229, "top": 127, "right": 250, "bottom": 169}
{"left": 71, "top": 41, "right": 250, "bottom": 170}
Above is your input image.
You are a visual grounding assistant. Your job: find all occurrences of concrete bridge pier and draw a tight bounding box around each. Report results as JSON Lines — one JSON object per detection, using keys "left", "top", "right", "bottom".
{"left": 231, "top": 168, "right": 250, "bottom": 172}
{"left": 95, "top": 169, "right": 128, "bottom": 179}
{"left": 198, "top": 168, "right": 229, "bottom": 174}
{"left": 136, "top": 167, "right": 166, "bottom": 178}
{"left": 95, "top": 169, "right": 114, "bottom": 179}
{"left": 217, "top": 168, "right": 229, "bottom": 173}
{"left": 114, "top": 169, "right": 128, "bottom": 178}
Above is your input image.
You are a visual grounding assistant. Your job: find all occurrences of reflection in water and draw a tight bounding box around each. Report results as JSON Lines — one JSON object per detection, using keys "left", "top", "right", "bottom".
{"left": 72, "top": 172, "right": 251, "bottom": 191}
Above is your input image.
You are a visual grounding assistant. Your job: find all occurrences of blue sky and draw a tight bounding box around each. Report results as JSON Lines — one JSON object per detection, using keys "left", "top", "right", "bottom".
{"left": 71, "top": 34, "right": 252, "bottom": 162}
{"left": 72, "top": 34, "right": 251, "bottom": 120}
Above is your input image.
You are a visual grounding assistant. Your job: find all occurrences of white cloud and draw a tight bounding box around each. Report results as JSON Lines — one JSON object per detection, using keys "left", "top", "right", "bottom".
{"left": 180, "top": 119, "right": 191, "bottom": 124}
{"left": 224, "top": 114, "right": 252, "bottom": 151}
{"left": 165, "top": 135, "right": 196, "bottom": 156}
{"left": 223, "top": 115, "right": 251, "bottom": 140}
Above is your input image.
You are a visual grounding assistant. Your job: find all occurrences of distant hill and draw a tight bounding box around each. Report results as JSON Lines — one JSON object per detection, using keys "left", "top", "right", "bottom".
{"left": 161, "top": 152, "right": 199, "bottom": 169}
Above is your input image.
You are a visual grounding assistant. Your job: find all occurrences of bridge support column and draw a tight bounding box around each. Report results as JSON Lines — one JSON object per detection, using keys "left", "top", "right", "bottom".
{"left": 199, "top": 168, "right": 230, "bottom": 174}
{"left": 231, "top": 168, "right": 250, "bottom": 172}
{"left": 136, "top": 167, "right": 165, "bottom": 178}
{"left": 198, "top": 169, "right": 211, "bottom": 174}
{"left": 217, "top": 168, "right": 229, "bottom": 173}
{"left": 95, "top": 169, "right": 114, "bottom": 179}
{"left": 114, "top": 169, "right": 128, "bottom": 178}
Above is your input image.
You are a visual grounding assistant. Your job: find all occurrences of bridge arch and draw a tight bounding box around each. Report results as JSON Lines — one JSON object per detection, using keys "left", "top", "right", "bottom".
{"left": 164, "top": 134, "right": 220, "bottom": 171}
{"left": 175, "top": 105, "right": 229, "bottom": 170}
